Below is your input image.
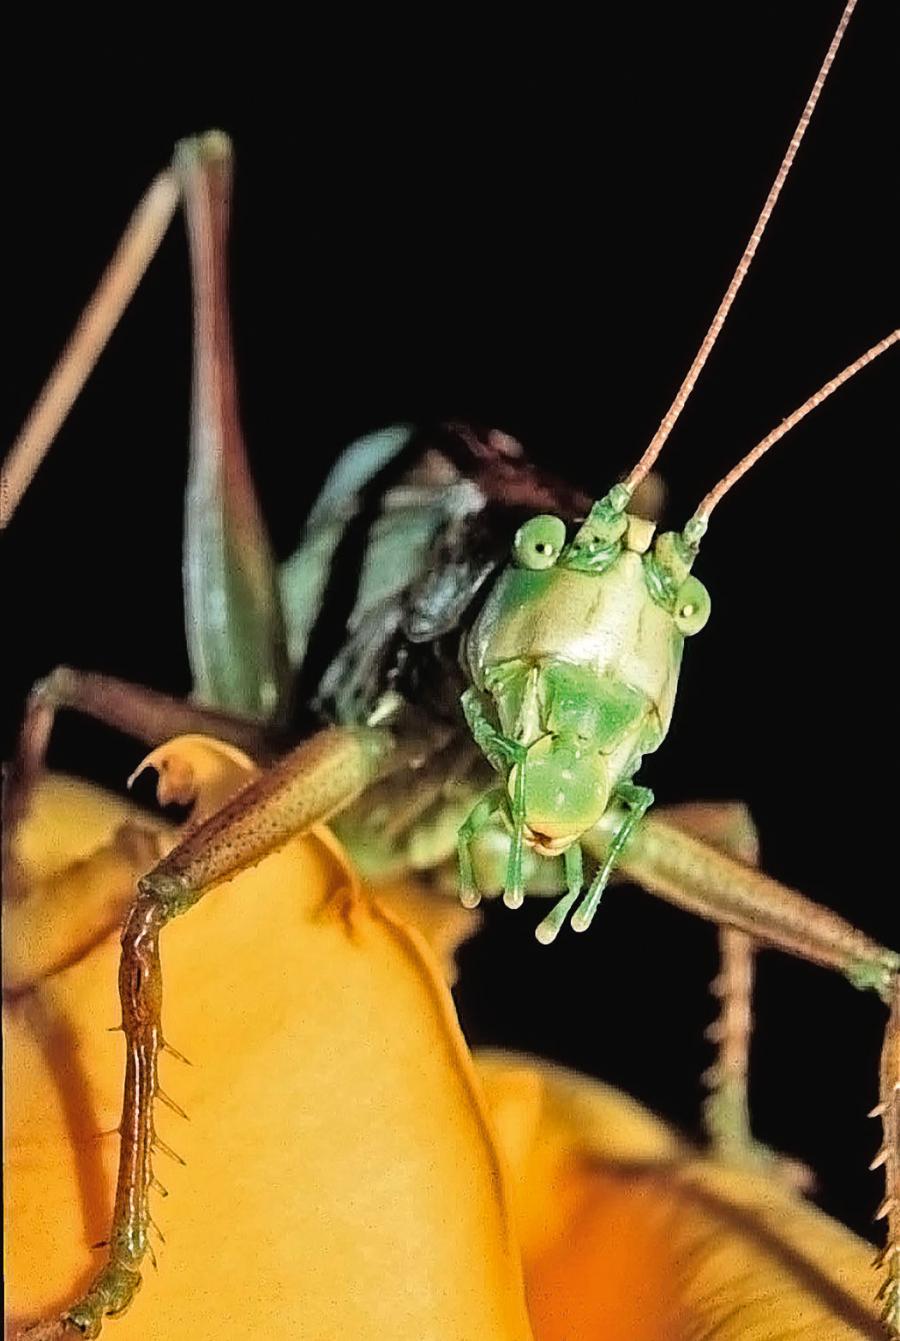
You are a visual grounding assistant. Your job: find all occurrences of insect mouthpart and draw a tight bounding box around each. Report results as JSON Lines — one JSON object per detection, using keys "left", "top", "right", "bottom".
{"left": 522, "top": 825, "right": 574, "bottom": 857}
{"left": 508, "top": 738, "right": 610, "bottom": 851}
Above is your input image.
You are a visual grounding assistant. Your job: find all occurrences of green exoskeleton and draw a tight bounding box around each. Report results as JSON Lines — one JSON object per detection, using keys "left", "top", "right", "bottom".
{"left": 458, "top": 489, "right": 708, "bottom": 941}
{"left": 4, "top": 1, "right": 900, "bottom": 1336}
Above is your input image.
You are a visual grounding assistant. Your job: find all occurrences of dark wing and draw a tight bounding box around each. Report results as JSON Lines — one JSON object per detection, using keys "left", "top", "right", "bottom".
{"left": 279, "top": 422, "right": 597, "bottom": 729}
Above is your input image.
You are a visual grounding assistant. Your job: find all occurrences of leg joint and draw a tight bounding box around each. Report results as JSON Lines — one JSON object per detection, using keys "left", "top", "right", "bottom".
{"left": 137, "top": 869, "right": 193, "bottom": 918}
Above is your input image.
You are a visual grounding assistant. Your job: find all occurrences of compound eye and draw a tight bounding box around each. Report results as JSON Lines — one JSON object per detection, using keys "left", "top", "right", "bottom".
{"left": 673, "top": 575, "right": 711, "bottom": 635}
{"left": 513, "top": 515, "right": 567, "bottom": 570}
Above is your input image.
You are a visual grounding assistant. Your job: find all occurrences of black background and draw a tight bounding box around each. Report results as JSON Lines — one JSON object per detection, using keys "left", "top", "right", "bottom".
{"left": 4, "top": 3, "right": 898, "bottom": 1246}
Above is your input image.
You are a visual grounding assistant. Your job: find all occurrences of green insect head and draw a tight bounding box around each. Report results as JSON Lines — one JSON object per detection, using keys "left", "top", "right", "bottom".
{"left": 510, "top": 482, "right": 712, "bottom": 637}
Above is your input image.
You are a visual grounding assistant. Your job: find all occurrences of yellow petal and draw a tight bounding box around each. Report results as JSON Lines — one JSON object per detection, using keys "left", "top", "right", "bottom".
{"left": 126, "top": 733, "right": 260, "bottom": 820}
{"left": 3, "top": 776, "right": 169, "bottom": 995}
{"left": 477, "top": 1051, "right": 887, "bottom": 1341}
{"left": 366, "top": 881, "right": 481, "bottom": 985}
{"left": 5, "top": 763, "right": 532, "bottom": 1341}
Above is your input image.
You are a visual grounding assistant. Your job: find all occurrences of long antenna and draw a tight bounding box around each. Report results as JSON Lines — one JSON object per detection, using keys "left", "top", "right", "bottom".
{"left": 686, "top": 329, "right": 899, "bottom": 530}
{"left": 1, "top": 170, "right": 180, "bottom": 529}
{"left": 623, "top": 0, "right": 857, "bottom": 495}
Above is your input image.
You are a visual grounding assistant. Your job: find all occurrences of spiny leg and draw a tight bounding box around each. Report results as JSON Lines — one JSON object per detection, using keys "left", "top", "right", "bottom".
{"left": 703, "top": 926, "right": 756, "bottom": 1159}
{"left": 54, "top": 725, "right": 393, "bottom": 1338}
{"left": 656, "top": 803, "right": 763, "bottom": 1166}
{"left": 875, "top": 976, "right": 900, "bottom": 1332}
{"left": 583, "top": 806, "right": 900, "bottom": 1324}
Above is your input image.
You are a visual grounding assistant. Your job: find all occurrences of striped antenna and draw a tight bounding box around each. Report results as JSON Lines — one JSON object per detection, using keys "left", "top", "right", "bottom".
{"left": 622, "top": 0, "right": 857, "bottom": 496}
{"left": 685, "top": 330, "right": 899, "bottom": 534}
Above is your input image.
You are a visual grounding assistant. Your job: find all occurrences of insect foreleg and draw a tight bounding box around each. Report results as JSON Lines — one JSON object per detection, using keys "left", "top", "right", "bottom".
{"left": 16, "top": 666, "right": 278, "bottom": 781}
{"left": 457, "top": 788, "right": 506, "bottom": 910}
{"left": 58, "top": 725, "right": 393, "bottom": 1338}
{"left": 3, "top": 665, "right": 282, "bottom": 893}
{"left": 460, "top": 688, "right": 528, "bottom": 908}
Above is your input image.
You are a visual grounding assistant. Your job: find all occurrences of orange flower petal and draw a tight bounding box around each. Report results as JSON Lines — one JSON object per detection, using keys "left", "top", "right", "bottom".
{"left": 3, "top": 776, "right": 169, "bottom": 995}
{"left": 477, "top": 1051, "right": 887, "bottom": 1341}
{"left": 5, "top": 759, "right": 532, "bottom": 1341}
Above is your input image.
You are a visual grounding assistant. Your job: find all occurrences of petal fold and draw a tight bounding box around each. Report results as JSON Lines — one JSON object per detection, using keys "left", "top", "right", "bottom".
{"left": 477, "top": 1050, "right": 887, "bottom": 1341}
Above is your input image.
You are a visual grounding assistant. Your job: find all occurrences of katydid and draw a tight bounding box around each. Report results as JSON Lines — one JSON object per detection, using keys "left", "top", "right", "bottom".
{"left": 4, "top": 1, "right": 899, "bottom": 1335}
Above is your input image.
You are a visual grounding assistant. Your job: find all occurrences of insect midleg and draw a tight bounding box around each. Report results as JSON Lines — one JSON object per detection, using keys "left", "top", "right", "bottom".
{"left": 650, "top": 803, "right": 764, "bottom": 1168}
{"left": 15, "top": 666, "right": 278, "bottom": 783}
{"left": 2, "top": 666, "right": 282, "bottom": 901}
{"left": 704, "top": 928, "right": 757, "bottom": 1159}
{"left": 56, "top": 724, "right": 394, "bottom": 1338}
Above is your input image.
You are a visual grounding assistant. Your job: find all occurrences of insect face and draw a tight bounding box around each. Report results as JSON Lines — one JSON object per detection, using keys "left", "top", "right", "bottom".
{"left": 462, "top": 491, "right": 712, "bottom": 865}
